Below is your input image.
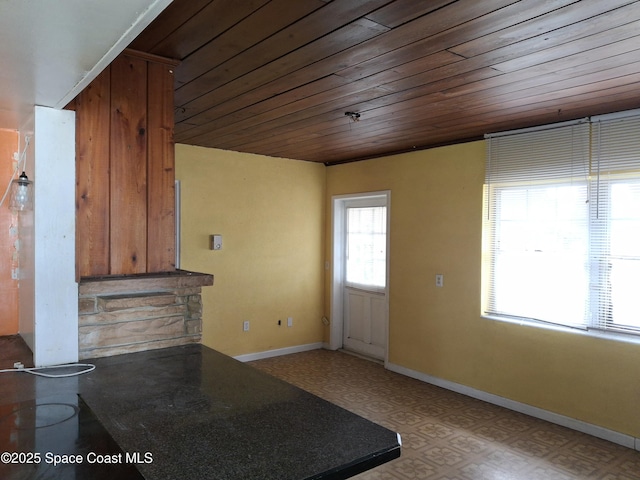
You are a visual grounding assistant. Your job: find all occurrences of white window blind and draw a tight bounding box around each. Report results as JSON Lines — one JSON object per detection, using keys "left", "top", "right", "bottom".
{"left": 590, "top": 113, "right": 640, "bottom": 334}
{"left": 485, "top": 111, "right": 640, "bottom": 336}
{"left": 484, "top": 120, "right": 591, "bottom": 328}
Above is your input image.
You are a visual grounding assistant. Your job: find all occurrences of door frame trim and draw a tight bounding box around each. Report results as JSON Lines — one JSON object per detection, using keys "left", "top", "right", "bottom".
{"left": 329, "top": 190, "right": 390, "bottom": 361}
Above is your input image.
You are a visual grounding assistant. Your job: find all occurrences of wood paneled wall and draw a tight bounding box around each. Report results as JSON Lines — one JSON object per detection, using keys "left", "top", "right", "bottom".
{"left": 75, "top": 51, "right": 178, "bottom": 278}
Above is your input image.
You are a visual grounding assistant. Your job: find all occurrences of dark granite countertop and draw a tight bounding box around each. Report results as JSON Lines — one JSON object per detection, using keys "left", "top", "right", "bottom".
{"left": 0, "top": 344, "right": 400, "bottom": 479}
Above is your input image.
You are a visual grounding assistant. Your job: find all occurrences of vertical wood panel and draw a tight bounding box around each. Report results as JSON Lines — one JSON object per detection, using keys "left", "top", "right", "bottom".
{"left": 110, "top": 55, "right": 148, "bottom": 274}
{"left": 75, "top": 68, "right": 111, "bottom": 278}
{"left": 75, "top": 51, "right": 177, "bottom": 277}
{"left": 147, "top": 61, "right": 176, "bottom": 271}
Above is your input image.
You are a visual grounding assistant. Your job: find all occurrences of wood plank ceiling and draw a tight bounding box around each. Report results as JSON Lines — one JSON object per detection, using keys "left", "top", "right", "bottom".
{"left": 130, "top": 0, "right": 640, "bottom": 164}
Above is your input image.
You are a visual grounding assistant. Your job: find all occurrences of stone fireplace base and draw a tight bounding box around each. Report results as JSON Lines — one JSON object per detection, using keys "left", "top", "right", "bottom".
{"left": 78, "top": 270, "right": 213, "bottom": 359}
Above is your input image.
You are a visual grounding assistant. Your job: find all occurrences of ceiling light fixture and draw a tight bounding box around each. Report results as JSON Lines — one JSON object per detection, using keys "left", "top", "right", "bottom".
{"left": 345, "top": 111, "right": 361, "bottom": 122}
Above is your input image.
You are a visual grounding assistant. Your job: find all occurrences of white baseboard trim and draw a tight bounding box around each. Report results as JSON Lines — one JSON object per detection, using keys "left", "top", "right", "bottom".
{"left": 234, "top": 343, "right": 323, "bottom": 363}
{"left": 386, "top": 362, "right": 640, "bottom": 451}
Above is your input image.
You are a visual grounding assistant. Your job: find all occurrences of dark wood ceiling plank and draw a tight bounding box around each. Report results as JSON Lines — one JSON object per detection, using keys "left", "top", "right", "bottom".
{"left": 259, "top": 104, "right": 487, "bottom": 157}
{"left": 128, "top": 0, "right": 214, "bottom": 52}
{"left": 174, "top": 0, "right": 518, "bottom": 123}
{"left": 310, "top": 35, "right": 640, "bottom": 132}
{"left": 133, "top": 0, "right": 640, "bottom": 162}
{"left": 215, "top": 105, "right": 424, "bottom": 154}
{"left": 337, "top": 0, "right": 579, "bottom": 81}
{"left": 492, "top": 18, "right": 640, "bottom": 72}
{"left": 193, "top": 59, "right": 520, "bottom": 149}
{"left": 172, "top": 0, "right": 346, "bottom": 83}
{"left": 377, "top": 77, "right": 640, "bottom": 145}
{"left": 176, "top": 0, "right": 636, "bottom": 145}
{"left": 364, "top": 0, "right": 455, "bottom": 28}
{"left": 336, "top": 79, "right": 640, "bottom": 154}
{"left": 262, "top": 119, "right": 436, "bottom": 159}
{"left": 146, "top": 0, "right": 273, "bottom": 59}
{"left": 332, "top": 66, "right": 640, "bottom": 146}
{"left": 195, "top": 54, "right": 600, "bottom": 153}
{"left": 178, "top": 84, "right": 394, "bottom": 147}
{"left": 408, "top": 86, "right": 640, "bottom": 152}
{"left": 173, "top": 30, "right": 463, "bottom": 128}
{"left": 174, "top": 17, "right": 389, "bottom": 123}
{"left": 174, "top": 16, "right": 394, "bottom": 126}
{"left": 173, "top": 0, "right": 533, "bottom": 135}
{"left": 174, "top": 0, "right": 392, "bottom": 103}
{"left": 305, "top": 89, "right": 640, "bottom": 163}
{"left": 223, "top": 106, "right": 455, "bottom": 157}
{"left": 331, "top": 89, "right": 640, "bottom": 163}
{"left": 216, "top": 64, "right": 640, "bottom": 159}
{"left": 268, "top": 114, "right": 487, "bottom": 159}
{"left": 501, "top": 34, "right": 640, "bottom": 76}
{"left": 434, "top": 74, "right": 640, "bottom": 130}
{"left": 181, "top": 64, "right": 504, "bottom": 149}
{"left": 439, "top": 65, "right": 640, "bottom": 124}
{"left": 422, "top": 51, "right": 640, "bottom": 124}
{"left": 450, "top": 0, "right": 636, "bottom": 58}
{"left": 441, "top": 48, "right": 640, "bottom": 100}
{"left": 176, "top": 50, "right": 461, "bottom": 143}
{"left": 377, "top": 24, "right": 640, "bottom": 97}
{"left": 173, "top": 74, "right": 350, "bottom": 138}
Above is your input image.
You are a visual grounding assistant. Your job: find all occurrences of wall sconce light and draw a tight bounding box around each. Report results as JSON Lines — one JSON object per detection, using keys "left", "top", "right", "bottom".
{"left": 9, "top": 172, "right": 33, "bottom": 211}
{"left": 0, "top": 135, "right": 32, "bottom": 212}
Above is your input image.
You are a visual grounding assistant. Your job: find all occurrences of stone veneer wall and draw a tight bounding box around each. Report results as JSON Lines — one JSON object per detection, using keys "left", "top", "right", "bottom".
{"left": 78, "top": 271, "right": 213, "bottom": 359}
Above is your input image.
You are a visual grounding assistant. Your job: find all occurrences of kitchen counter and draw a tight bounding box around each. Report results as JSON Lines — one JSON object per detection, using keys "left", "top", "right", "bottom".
{"left": 0, "top": 344, "right": 400, "bottom": 479}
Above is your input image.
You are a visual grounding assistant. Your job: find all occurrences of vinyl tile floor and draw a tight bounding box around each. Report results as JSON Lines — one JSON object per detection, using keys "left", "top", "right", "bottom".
{"left": 250, "top": 349, "right": 640, "bottom": 480}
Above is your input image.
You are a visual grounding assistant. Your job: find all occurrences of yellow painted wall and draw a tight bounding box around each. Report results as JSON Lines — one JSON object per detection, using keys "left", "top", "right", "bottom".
{"left": 325, "top": 141, "right": 640, "bottom": 438}
{"left": 177, "top": 140, "right": 640, "bottom": 438}
{"left": 176, "top": 145, "right": 325, "bottom": 357}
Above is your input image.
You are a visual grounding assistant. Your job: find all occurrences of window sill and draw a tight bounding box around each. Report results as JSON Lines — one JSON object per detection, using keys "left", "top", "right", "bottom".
{"left": 481, "top": 314, "right": 640, "bottom": 346}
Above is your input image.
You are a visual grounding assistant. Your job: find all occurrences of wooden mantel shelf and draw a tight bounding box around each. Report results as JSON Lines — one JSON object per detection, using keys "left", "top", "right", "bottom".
{"left": 79, "top": 270, "right": 214, "bottom": 296}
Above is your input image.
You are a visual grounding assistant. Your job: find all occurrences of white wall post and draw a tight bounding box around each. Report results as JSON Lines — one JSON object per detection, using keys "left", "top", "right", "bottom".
{"left": 20, "top": 106, "right": 78, "bottom": 366}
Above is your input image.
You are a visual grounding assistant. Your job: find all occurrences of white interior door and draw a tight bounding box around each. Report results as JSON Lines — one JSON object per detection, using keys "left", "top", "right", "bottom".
{"left": 342, "top": 196, "right": 389, "bottom": 360}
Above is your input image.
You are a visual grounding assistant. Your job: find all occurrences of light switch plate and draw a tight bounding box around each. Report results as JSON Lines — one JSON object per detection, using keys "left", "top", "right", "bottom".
{"left": 210, "top": 234, "right": 222, "bottom": 250}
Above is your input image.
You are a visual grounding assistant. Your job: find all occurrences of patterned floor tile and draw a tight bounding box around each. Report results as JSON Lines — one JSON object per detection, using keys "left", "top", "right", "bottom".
{"left": 249, "top": 350, "right": 640, "bottom": 480}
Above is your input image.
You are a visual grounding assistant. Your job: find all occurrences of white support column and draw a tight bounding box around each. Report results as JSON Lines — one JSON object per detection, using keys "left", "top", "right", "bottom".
{"left": 24, "top": 106, "right": 78, "bottom": 366}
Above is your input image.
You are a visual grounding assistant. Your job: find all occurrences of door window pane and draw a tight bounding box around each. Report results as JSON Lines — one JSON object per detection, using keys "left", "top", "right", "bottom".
{"left": 346, "top": 206, "right": 387, "bottom": 288}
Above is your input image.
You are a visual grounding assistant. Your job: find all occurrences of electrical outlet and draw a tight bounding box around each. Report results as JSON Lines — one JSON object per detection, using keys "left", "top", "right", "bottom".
{"left": 287, "top": 317, "right": 293, "bottom": 327}
{"left": 243, "top": 320, "right": 250, "bottom": 332}
{"left": 435, "top": 274, "right": 444, "bottom": 287}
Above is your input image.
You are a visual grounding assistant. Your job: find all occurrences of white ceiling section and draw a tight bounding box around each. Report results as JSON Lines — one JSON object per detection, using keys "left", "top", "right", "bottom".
{"left": 0, "top": 0, "right": 173, "bottom": 130}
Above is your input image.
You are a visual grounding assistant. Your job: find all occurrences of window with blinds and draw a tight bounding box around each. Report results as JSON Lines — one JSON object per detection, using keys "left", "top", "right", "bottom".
{"left": 590, "top": 113, "right": 640, "bottom": 334}
{"left": 483, "top": 110, "right": 640, "bottom": 336}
